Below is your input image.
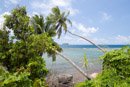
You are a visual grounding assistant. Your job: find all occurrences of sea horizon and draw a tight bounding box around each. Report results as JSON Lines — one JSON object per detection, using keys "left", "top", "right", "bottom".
{"left": 60, "top": 44, "right": 129, "bottom": 48}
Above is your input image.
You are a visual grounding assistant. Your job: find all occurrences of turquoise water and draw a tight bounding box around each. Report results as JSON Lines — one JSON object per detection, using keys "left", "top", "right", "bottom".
{"left": 44, "top": 48, "right": 105, "bottom": 74}
{"left": 43, "top": 45, "right": 124, "bottom": 81}
{"left": 44, "top": 44, "right": 126, "bottom": 74}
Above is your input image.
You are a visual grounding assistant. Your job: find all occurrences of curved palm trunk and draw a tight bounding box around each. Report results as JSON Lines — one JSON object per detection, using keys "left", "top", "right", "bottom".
{"left": 56, "top": 51, "right": 91, "bottom": 80}
{"left": 67, "top": 30, "right": 106, "bottom": 53}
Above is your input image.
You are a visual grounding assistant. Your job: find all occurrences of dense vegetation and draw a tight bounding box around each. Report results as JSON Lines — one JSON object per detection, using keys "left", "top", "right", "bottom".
{"left": 0, "top": 6, "right": 67, "bottom": 87}
{"left": 76, "top": 46, "right": 130, "bottom": 87}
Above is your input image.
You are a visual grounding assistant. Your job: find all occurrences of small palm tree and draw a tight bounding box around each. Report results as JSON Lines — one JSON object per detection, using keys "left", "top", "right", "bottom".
{"left": 31, "top": 15, "right": 62, "bottom": 57}
{"left": 31, "top": 15, "right": 56, "bottom": 37}
{"left": 31, "top": 15, "right": 44, "bottom": 34}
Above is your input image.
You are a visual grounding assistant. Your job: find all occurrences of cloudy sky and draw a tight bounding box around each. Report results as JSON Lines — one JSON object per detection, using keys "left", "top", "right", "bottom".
{"left": 0, "top": 0, "right": 130, "bottom": 45}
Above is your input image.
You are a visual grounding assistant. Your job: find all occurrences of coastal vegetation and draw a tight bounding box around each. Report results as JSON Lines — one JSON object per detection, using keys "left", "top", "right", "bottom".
{"left": 0, "top": 6, "right": 91, "bottom": 87}
{"left": 76, "top": 46, "right": 130, "bottom": 87}
{"left": 0, "top": 6, "right": 130, "bottom": 87}
{"left": 0, "top": 6, "right": 62, "bottom": 87}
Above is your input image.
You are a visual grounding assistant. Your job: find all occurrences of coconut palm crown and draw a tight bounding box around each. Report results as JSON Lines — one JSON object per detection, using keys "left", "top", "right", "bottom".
{"left": 47, "top": 6, "right": 72, "bottom": 38}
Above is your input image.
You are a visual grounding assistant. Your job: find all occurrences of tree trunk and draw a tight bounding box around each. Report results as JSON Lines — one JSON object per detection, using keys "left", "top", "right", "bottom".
{"left": 67, "top": 30, "right": 106, "bottom": 53}
{"left": 56, "top": 51, "right": 91, "bottom": 80}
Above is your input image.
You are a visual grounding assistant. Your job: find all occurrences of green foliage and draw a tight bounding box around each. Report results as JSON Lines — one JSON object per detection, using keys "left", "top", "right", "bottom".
{"left": 75, "top": 82, "right": 86, "bottom": 87}
{"left": 0, "top": 6, "right": 65, "bottom": 87}
{"left": 4, "top": 7, "right": 31, "bottom": 40}
{"left": 82, "top": 54, "right": 88, "bottom": 70}
{"left": 80, "top": 46, "right": 130, "bottom": 87}
{"left": 0, "top": 66, "right": 32, "bottom": 87}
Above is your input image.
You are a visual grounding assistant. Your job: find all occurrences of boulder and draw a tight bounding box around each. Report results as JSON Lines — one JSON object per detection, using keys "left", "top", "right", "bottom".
{"left": 49, "top": 74, "right": 74, "bottom": 87}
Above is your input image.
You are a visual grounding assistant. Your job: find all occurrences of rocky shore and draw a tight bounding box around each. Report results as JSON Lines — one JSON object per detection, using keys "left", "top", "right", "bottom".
{"left": 46, "top": 69, "right": 100, "bottom": 87}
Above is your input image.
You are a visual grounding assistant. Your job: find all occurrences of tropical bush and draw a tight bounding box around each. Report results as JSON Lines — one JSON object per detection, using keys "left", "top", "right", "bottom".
{"left": 0, "top": 6, "right": 63, "bottom": 87}
{"left": 77, "top": 46, "right": 130, "bottom": 87}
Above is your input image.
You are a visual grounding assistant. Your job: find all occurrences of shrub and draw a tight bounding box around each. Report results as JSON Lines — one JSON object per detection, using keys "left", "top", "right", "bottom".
{"left": 83, "top": 46, "right": 130, "bottom": 87}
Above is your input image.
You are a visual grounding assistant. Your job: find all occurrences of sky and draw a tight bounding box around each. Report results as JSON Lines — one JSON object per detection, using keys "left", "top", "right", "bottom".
{"left": 0, "top": 0, "right": 130, "bottom": 45}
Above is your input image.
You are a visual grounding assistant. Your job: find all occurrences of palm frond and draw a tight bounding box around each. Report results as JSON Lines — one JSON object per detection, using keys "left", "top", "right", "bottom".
{"left": 62, "top": 23, "right": 67, "bottom": 33}
{"left": 57, "top": 26, "right": 62, "bottom": 38}
{"left": 67, "top": 19, "right": 72, "bottom": 26}
{"left": 52, "top": 6, "right": 60, "bottom": 16}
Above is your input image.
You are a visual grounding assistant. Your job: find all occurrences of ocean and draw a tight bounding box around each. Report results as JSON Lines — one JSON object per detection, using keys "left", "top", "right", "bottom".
{"left": 43, "top": 45, "right": 126, "bottom": 78}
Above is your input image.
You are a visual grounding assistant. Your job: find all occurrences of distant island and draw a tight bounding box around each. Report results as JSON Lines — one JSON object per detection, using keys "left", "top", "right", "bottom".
{"left": 61, "top": 43, "right": 69, "bottom": 46}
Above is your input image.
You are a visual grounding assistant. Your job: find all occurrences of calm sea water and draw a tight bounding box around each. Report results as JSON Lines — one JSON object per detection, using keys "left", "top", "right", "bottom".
{"left": 43, "top": 45, "right": 126, "bottom": 74}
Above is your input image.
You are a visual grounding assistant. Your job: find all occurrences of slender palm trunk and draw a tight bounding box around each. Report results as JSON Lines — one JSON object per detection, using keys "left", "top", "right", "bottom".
{"left": 67, "top": 30, "right": 106, "bottom": 53}
{"left": 56, "top": 51, "right": 91, "bottom": 80}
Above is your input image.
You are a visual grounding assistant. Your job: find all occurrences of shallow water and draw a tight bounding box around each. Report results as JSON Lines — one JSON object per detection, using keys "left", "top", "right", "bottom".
{"left": 43, "top": 48, "right": 104, "bottom": 74}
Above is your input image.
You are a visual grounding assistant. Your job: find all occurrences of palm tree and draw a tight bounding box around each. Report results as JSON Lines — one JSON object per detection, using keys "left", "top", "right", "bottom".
{"left": 31, "top": 15, "right": 44, "bottom": 34}
{"left": 31, "top": 15, "right": 56, "bottom": 37}
{"left": 31, "top": 15, "right": 60, "bottom": 57}
{"left": 48, "top": 6, "right": 106, "bottom": 53}
{"left": 46, "top": 6, "right": 107, "bottom": 80}
{"left": 47, "top": 6, "right": 71, "bottom": 38}
{"left": 31, "top": 13, "right": 91, "bottom": 80}
{"left": 31, "top": 7, "right": 105, "bottom": 79}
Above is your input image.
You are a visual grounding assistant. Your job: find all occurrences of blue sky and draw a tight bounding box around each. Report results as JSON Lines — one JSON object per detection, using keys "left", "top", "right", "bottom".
{"left": 0, "top": 0, "right": 130, "bottom": 44}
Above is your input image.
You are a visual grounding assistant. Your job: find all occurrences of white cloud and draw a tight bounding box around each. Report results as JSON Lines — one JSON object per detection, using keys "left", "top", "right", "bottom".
{"left": 50, "top": 0, "right": 72, "bottom": 7}
{"left": 31, "top": 0, "right": 79, "bottom": 16}
{"left": 101, "top": 12, "right": 111, "bottom": 21}
{"left": 67, "top": 7, "right": 79, "bottom": 16}
{"left": 72, "top": 21, "right": 99, "bottom": 36}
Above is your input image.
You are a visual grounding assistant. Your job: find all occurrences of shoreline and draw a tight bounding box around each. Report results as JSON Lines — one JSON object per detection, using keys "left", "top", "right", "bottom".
{"left": 46, "top": 67, "right": 101, "bottom": 83}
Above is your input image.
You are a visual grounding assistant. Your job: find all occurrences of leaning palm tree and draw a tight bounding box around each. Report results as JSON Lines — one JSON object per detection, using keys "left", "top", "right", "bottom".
{"left": 44, "top": 6, "right": 107, "bottom": 79}
{"left": 48, "top": 6, "right": 106, "bottom": 53}
{"left": 31, "top": 13, "right": 91, "bottom": 80}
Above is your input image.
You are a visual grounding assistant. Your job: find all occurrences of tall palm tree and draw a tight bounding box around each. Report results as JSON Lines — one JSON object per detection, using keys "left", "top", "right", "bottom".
{"left": 48, "top": 6, "right": 106, "bottom": 53}
{"left": 46, "top": 6, "right": 107, "bottom": 80}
